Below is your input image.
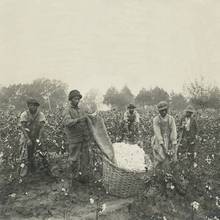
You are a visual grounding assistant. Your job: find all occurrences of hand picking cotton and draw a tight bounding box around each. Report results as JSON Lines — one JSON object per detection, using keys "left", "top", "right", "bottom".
{"left": 112, "top": 142, "right": 152, "bottom": 172}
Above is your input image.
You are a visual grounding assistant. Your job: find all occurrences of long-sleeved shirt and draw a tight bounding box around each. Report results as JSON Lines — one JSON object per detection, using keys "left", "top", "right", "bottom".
{"left": 19, "top": 110, "right": 46, "bottom": 141}
{"left": 153, "top": 114, "right": 177, "bottom": 148}
{"left": 62, "top": 105, "right": 90, "bottom": 144}
{"left": 180, "top": 116, "right": 198, "bottom": 139}
{"left": 123, "top": 110, "right": 140, "bottom": 124}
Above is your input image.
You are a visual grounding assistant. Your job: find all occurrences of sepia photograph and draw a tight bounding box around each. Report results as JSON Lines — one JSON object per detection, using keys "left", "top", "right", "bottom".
{"left": 0, "top": 0, "right": 219, "bottom": 219}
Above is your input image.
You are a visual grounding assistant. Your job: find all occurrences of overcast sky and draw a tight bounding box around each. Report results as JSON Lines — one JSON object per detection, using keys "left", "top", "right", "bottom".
{"left": 0, "top": 0, "right": 220, "bottom": 95}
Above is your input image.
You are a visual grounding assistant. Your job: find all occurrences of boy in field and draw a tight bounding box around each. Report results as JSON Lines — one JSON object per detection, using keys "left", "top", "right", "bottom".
{"left": 19, "top": 98, "right": 48, "bottom": 177}
{"left": 152, "top": 101, "right": 178, "bottom": 171}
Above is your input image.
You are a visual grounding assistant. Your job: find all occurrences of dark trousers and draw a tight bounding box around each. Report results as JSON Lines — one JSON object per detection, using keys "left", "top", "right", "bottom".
{"left": 27, "top": 142, "right": 36, "bottom": 173}
{"left": 20, "top": 140, "right": 49, "bottom": 176}
{"left": 68, "top": 141, "right": 90, "bottom": 179}
{"left": 179, "top": 136, "right": 196, "bottom": 166}
{"left": 124, "top": 123, "right": 139, "bottom": 144}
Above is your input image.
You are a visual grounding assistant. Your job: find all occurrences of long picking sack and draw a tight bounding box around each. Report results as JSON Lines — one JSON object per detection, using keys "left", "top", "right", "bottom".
{"left": 87, "top": 115, "right": 115, "bottom": 163}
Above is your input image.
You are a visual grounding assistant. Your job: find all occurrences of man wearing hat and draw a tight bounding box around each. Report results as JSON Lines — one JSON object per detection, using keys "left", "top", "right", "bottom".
{"left": 152, "top": 101, "right": 178, "bottom": 170}
{"left": 179, "top": 105, "right": 198, "bottom": 164}
{"left": 123, "top": 104, "right": 140, "bottom": 144}
{"left": 19, "top": 98, "right": 47, "bottom": 176}
{"left": 63, "top": 90, "right": 91, "bottom": 185}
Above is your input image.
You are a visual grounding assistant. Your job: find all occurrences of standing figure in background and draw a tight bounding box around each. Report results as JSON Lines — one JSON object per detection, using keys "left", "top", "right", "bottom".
{"left": 179, "top": 105, "right": 198, "bottom": 165}
{"left": 19, "top": 98, "right": 48, "bottom": 177}
{"left": 152, "top": 101, "right": 178, "bottom": 171}
{"left": 63, "top": 90, "right": 91, "bottom": 185}
{"left": 123, "top": 104, "right": 140, "bottom": 144}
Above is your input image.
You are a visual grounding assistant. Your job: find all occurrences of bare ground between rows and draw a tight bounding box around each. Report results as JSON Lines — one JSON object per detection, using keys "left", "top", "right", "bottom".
{"left": 0, "top": 167, "right": 219, "bottom": 220}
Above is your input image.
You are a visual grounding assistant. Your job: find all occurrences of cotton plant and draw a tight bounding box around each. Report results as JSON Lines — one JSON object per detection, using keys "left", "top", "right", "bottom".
{"left": 89, "top": 197, "right": 107, "bottom": 218}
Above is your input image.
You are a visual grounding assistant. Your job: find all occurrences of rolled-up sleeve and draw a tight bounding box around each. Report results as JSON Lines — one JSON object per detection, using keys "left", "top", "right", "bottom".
{"left": 153, "top": 117, "right": 163, "bottom": 145}
{"left": 39, "top": 112, "right": 47, "bottom": 124}
{"left": 170, "top": 116, "right": 177, "bottom": 145}
{"left": 135, "top": 112, "right": 140, "bottom": 123}
{"left": 63, "top": 109, "right": 78, "bottom": 128}
{"left": 19, "top": 111, "right": 28, "bottom": 127}
{"left": 123, "top": 112, "right": 128, "bottom": 122}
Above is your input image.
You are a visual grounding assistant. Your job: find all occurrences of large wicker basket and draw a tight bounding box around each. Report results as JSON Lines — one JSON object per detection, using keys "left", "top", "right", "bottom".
{"left": 102, "top": 156, "right": 146, "bottom": 198}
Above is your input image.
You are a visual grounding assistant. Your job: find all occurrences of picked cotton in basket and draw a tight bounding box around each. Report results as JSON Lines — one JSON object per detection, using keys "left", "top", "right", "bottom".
{"left": 112, "top": 142, "right": 152, "bottom": 172}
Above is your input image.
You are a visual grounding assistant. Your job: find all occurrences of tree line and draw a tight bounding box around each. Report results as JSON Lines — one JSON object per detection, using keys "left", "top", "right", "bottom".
{"left": 0, "top": 78, "right": 68, "bottom": 111}
{"left": 0, "top": 77, "right": 219, "bottom": 111}
{"left": 103, "top": 77, "right": 220, "bottom": 110}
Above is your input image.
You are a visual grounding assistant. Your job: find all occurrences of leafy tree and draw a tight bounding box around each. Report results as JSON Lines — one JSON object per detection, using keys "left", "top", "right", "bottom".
{"left": 80, "top": 89, "right": 105, "bottom": 113}
{"left": 150, "top": 87, "right": 169, "bottom": 105}
{"left": 0, "top": 78, "right": 68, "bottom": 111}
{"left": 135, "top": 88, "right": 153, "bottom": 107}
{"left": 31, "top": 78, "right": 68, "bottom": 110}
{"left": 103, "top": 87, "right": 120, "bottom": 108}
{"left": 185, "top": 76, "right": 220, "bottom": 109}
{"left": 208, "top": 87, "right": 220, "bottom": 109}
{"left": 118, "top": 86, "right": 134, "bottom": 109}
{"left": 170, "top": 92, "right": 188, "bottom": 110}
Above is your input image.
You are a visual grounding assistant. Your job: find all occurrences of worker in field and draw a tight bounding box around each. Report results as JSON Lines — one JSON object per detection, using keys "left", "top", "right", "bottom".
{"left": 179, "top": 105, "right": 198, "bottom": 164}
{"left": 152, "top": 101, "right": 178, "bottom": 171}
{"left": 19, "top": 98, "right": 50, "bottom": 177}
{"left": 123, "top": 104, "right": 140, "bottom": 144}
{"left": 63, "top": 90, "right": 91, "bottom": 186}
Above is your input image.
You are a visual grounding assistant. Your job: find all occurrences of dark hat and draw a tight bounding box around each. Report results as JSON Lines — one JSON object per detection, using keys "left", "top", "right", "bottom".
{"left": 157, "top": 101, "right": 168, "bottom": 111}
{"left": 27, "top": 98, "right": 40, "bottom": 106}
{"left": 68, "top": 90, "right": 82, "bottom": 101}
{"left": 184, "top": 105, "right": 195, "bottom": 113}
{"left": 127, "top": 104, "right": 136, "bottom": 109}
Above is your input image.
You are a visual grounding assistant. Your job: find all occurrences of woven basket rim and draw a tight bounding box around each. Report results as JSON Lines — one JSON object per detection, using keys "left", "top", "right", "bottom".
{"left": 103, "top": 154, "right": 146, "bottom": 175}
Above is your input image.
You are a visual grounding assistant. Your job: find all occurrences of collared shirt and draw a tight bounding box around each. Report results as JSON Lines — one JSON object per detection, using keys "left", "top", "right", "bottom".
{"left": 19, "top": 110, "right": 46, "bottom": 141}
{"left": 63, "top": 105, "right": 90, "bottom": 144}
{"left": 153, "top": 114, "right": 177, "bottom": 147}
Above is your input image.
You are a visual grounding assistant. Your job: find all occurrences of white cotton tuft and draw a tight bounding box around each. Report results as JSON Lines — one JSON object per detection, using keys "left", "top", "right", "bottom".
{"left": 112, "top": 142, "right": 152, "bottom": 172}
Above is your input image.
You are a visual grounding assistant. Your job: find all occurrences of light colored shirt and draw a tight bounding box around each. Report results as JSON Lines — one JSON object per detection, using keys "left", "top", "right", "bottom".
{"left": 184, "top": 117, "right": 191, "bottom": 131}
{"left": 123, "top": 110, "right": 140, "bottom": 124}
{"left": 19, "top": 110, "right": 46, "bottom": 124}
{"left": 19, "top": 110, "right": 46, "bottom": 142}
{"left": 153, "top": 114, "right": 177, "bottom": 146}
